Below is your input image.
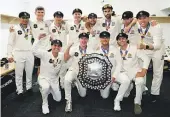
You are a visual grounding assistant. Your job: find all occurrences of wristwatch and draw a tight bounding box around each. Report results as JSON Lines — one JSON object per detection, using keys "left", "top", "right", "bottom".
{"left": 146, "top": 45, "right": 149, "bottom": 49}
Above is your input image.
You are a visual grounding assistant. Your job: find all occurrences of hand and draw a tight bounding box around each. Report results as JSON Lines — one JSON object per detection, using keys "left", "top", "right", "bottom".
{"left": 151, "top": 20, "right": 158, "bottom": 26}
{"left": 68, "top": 42, "right": 74, "bottom": 48}
{"left": 38, "top": 33, "right": 46, "bottom": 40}
{"left": 123, "top": 25, "right": 131, "bottom": 33}
{"left": 135, "top": 69, "right": 147, "bottom": 78}
{"left": 111, "top": 77, "right": 116, "bottom": 83}
{"left": 9, "top": 26, "right": 14, "bottom": 32}
{"left": 8, "top": 57, "right": 14, "bottom": 63}
{"left": 135, "top": 72, "right": 145, "bottom": 78}
{"left": 90, "top": 29, "right": 94, "bottom": 35}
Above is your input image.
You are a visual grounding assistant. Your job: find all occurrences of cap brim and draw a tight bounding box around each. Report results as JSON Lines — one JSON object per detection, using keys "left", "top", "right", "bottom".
{"left": 100, "top": 36, "right": 110, "bottom": 39}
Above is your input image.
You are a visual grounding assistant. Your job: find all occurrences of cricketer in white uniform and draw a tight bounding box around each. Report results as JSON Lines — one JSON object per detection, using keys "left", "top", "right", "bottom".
{"left": 99, "top": 4, "right": 121, "bottom": 46}
{"left": 32, "top": 39, "right": 64, "bottom": 114}
{"left": 64, "top": 33, "right": 94, "bottom": 112}
{"left": 7, "top": 12, "right": 34, "bottom": 98}
{"left": 85, "top": 13, "right": 102, "bottom": 50}
{"left": 67, "top": 8, "right": 86, "bottom": 46}
{"left": 95, "top": 31, "right": 130, "bottom": 111}
{"left": 136, "top": 10, "right": 164, "bottom": 102}
{"left": 117, "top": 33, "right": 150, "bottom": 114}
{"left": 121, "top": 11, "right": 141, "bottom": 46}
{"left": 60, "top": 8, "right": 86, "bottom": 88}
{"left": 49, "top": 11, "right": 69, "bottom": 52}
{"left": 30, "top": 6, "right": 51, "bottom": 51}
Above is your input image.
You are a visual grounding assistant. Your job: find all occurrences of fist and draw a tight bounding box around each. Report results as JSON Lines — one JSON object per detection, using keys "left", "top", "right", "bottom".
{"left": 8, "top": 57, "right": 14, "bottom": 63}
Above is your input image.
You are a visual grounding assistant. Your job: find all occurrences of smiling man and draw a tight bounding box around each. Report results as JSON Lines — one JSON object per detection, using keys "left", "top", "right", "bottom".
{"left": 7, "top": 12, "right": 34, "bottom": 99}
{"left": 67, "top": 8, "right": 86, "bottom": 45}
{"left": 137, "top": 10, "right": 164, "bottom": 103}
{"left": 116, "top": 32, "right": 150, "bottom": 114}
{"left": 32, "top": 38, "right": 64, "bottom": 114}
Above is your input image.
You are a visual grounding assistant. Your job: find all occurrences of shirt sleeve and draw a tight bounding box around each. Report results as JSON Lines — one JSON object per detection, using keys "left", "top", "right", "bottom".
{"left": 152, "top": 25, "right": 163, "bottom": 50}
{"left": 7, "top": 31, "right": 16, "bottom": 58}
{"left": 32, "top": 40, "right": 46, "bottom": 59}
{"left": 69, "top": 46, "right": 76, "bottom": 57}
{"left": 111, "top": 49, "right": 122, "bottom": 78}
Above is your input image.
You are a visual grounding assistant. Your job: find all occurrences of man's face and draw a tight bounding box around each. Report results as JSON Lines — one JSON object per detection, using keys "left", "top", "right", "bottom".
{"left": 80, "top": 37, "right": 88, "bottom": 47}
{"left": 100, "top": 37, "right": 110, "bottom": 46}
{"left": 73, "top": 12, "right": 82, "bottom": 22}
{"left": 51, "top": 44, "right": 61, "bottom": 53}
{"left": 54, "top": 16, "right": 63, "bottom": 24}
{"left": 123, "top": 18, "right": 133, "bottom": 26}
{"left": 138, "top": 16, "right": 149, "bottom": 28}
{"left": 20, "top": 17, "right": 29, "bottom": 25}
{"left": 117, "top": 37, "right": 128, "bottom": 46}
{"left": 103, "top": 8, "right": 112, "bottom": 19}
{"left": 88, "top": 17, "right": 97, "bottom": 25}
{"left": 35, "top": 10, "right": 45, "bottom": 20}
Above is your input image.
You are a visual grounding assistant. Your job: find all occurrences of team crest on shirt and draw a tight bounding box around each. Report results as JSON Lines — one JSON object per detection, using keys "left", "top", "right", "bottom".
{"left": 112, "top": 22, "right": 115, "bottom": 26}
{"left": 97, "top": 30, "right": 100, "bottom": 34}
{"left": 45, "top": 24, "right": 48, "bottom": 27}
{"left": 74, "top": 52, "right": 79, "bottom": 57}
{"left": 17, "top": 30, "right": 22, "bottom": 35}
{"left": 109, "top": 53, "right": 114, "bottom": 58}
{"left": 127, "top": 53, "right": 132, "bottom": 58}
{"left": 52, "top": 29, "right": 56, "bottom": 33}
{"left": 62, "top": 27, "right": 65, "bottom": 30}
{"left": 102, "top": 23, "right": 106, "bottom": 27}
{"left": 33, "top": 24, "right": 38, "bottom": 28}
{"left": 70, "top": 26, "right": 74, "bottom": 30}
{"left": 81, "top": 27, "right": 84, "bottom": 30}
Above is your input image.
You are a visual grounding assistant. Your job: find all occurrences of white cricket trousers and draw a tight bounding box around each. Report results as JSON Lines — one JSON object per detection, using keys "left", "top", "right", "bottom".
{"left": 14, "top": 51, "right": 34, "bottom": 94}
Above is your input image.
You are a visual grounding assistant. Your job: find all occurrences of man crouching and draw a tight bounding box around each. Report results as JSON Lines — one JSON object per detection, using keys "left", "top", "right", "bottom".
{"left": 32, "top": 36, "right": 64, "bottom": 114}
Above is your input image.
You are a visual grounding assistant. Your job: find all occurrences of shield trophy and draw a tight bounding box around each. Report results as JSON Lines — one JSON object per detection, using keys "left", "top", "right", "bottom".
{"left": 77, "top": 53, "right": 113, "bottom": 90}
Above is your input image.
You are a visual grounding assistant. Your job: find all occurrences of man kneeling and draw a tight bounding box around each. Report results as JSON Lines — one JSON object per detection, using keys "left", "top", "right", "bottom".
{"left": 32, "top": 37, "right": 64, "bottom": 114}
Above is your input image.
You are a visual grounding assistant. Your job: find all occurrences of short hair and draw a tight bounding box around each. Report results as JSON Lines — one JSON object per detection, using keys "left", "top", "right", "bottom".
{"left": 35, "top": 6, "right": 45, "bottom": 11}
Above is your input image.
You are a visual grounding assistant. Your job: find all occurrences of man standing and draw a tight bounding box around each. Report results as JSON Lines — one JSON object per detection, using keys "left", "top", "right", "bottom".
{"left": 136, "top": 10, "right": 164, "bottom": 102}
{"left": 85, "top": 13, "right": 101, "bottom": 49}
{"left": 31, "top": 6, "right": 50, "bottom": 50}
{"left": 64, "top": 33, "right": 94, "bottom": 112}
{"left": 121, "top": 11, "right": 141, "bottom": 45}
{"left": 49, "top": 11, "right": 68, "bottom": 52}
{"left": 30, "top": 6, "right": 51, "bottom": 75}
{"left": 7, "top": 12, "right": 34, "bottom": 99}
{"left": 117, "top": 33, "right": 150, "bottom": 114}
{"left": 67, "top": 8, "right": 86, "bottom": 46}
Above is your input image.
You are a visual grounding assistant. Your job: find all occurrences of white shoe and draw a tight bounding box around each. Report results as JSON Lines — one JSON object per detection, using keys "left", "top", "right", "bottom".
{"left": 124, "top": 83, "right": 133, "bottom": 98}
{"left": 114, "top": 101, "right": 121, "bottom": 111}
{"left": 65, "top": 101, "right": 72, "bottom": 112}
{"left": 42, "top": 105, "right": 49, "bottom": 114}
